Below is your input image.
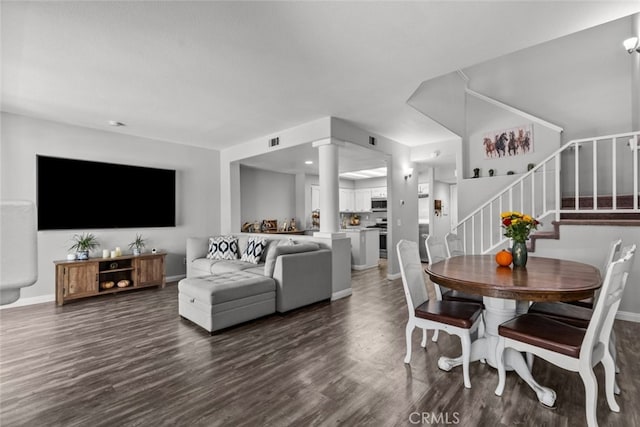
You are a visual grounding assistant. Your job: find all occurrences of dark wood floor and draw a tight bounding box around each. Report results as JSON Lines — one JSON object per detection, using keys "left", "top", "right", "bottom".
{"left": 1, "top": 262, "right": 639, "bottom": 426}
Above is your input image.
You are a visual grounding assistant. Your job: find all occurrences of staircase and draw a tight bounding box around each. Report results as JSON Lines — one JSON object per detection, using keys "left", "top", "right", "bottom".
{"left": 451, "top": 131, "right": 640, "bottom": 254}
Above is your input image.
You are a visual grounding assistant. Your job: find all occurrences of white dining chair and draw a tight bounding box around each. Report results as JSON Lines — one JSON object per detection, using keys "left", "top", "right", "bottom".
{"left": 527, "top": 238, "right": 623, "bottom": 386}
{"left": 397, "top": 240, "right": 483, "bottom": 388}
{"left": 425, "top": 234, "right": 485, "bottom": 342}
{"left": 495, "top": 244, "right": 636, "bottom": 427}
{"left": 444, "top": 232, "right": 465, "bottom": 258}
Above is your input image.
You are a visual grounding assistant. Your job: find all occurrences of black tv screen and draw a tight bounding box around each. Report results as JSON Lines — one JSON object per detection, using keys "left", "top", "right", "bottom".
{"left": 37, "top": 155, "right": 176, "bottom": 230}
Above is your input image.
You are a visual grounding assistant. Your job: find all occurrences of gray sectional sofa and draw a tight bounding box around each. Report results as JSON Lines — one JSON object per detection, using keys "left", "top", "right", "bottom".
{"left": 179, "top": 234, "right": 332, "bottom": 333}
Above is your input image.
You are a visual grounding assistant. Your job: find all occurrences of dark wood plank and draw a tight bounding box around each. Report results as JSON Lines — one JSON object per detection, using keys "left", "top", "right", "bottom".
{"left": 1, "top": 260, "right": 638, "bottom": 426}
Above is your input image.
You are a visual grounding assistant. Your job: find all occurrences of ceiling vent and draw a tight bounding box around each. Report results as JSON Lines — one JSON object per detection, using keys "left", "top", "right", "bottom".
{"left": 269, "top": 137, "right": 280, "bottom": 148}
{"left": 369, "top": 136, "right": 376, "bottom": 146}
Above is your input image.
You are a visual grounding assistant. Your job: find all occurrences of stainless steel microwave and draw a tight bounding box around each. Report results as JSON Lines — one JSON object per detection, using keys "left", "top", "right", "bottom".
{"left": 371, "top": 198, "right": 387, "bottom": 211}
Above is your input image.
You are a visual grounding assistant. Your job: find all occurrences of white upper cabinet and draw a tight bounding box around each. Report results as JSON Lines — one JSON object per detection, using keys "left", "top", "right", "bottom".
{"left": 339, "top": 188, "right": 355, "bottom": 212}
{"left": 354, "top": 189, "right": 372, "bottom": 212}
{"left": 370, "top": 187, "right": 387, "bottom": 198}
{"left": 311, "top": 185, "right": 320, "bottom": 211}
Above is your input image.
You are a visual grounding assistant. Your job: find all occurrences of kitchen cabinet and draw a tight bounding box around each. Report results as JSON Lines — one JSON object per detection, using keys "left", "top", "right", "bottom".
{"left": 344, "top": 228, "right": 380, "bottom": 270}
{"left": 354, "top": 189, "right": 372, "bottom": 212}
{"left": 311, "top": 185, "right": 320, "bottom": 212}
{"left": 370, "top": 187, "right": 387, "bottom": 198}
{"left": 339, "top": 188, "right": 355, "bottom": 212}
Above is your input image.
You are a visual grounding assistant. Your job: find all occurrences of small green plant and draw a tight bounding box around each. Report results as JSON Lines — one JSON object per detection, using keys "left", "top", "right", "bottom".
{"left": 69, "top": 233, "right": 99, "bottom": 252}
{"left": 128, "top": 234, "right": 146, "bottom": 250}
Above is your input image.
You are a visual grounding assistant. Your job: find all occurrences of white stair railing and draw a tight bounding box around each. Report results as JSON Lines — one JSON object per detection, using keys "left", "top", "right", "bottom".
{"left": 453, "top": 131, "right": 640, "bottom": 255}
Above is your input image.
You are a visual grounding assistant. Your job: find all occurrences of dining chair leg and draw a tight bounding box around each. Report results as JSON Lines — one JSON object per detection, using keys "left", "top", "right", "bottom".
{"left": 404, "top": 322, "right": 414, "bottom": 364}
{"left": 495, "top": 339, "right": 506, "bottom": 396}
{"left": 610, "top": 331, "right": 619, "bottom": 374}
{"left": 460, "top": 332, "right": 472, "bottom": 389}
{"left": 601, "top": 351, "right": 620, "bottom": 412}
{"left": 526, "top": 352, "right": 535, "bottom": 371}
{"left": 421, "top": 329, "right": 427, "bottom": 348}
{"left": 579, "top": 366, "right": 599, "bottom": 427}
{"left": 478, "top": 317, "right": 485, "bottom": 338}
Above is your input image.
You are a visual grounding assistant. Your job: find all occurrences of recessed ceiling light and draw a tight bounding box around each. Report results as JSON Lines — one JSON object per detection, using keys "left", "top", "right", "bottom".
{"left": 108, "top": 120, "right": 125, "bottom": 127}
{"left": 305, "top": 160, "right": 313, "bottom": 165}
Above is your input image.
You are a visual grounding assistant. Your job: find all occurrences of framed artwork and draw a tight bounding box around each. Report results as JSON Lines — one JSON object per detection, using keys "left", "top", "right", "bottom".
{"left": 483, "top": 124, "right": 533, "bottom": 159}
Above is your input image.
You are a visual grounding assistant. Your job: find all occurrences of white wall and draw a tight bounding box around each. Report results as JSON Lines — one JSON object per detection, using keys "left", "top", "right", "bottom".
{"left": 1, "top": 113, "right": 220, "bottom": 302}
{"left": 240, "top": 166, "right": 296, "bottom": 227}
{"left": 465, "top": 96, "right": 562, "bottom": 179}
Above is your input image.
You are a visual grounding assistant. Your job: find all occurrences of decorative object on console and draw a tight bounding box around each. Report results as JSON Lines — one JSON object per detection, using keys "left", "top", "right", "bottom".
{"left": 206, "top": 236, "right": 239, "bottom": 260}
{"left": 527, "top": 163, "right": 535, "bottom": 171}
{"left": 128, "top": 234, "right": 146, "bottom": 256}
{"left": 264, "top": 219, "right": 278, "bottom": 232}
{"left": 102, "top": 249, "right": 110, "bottom": 258}
{"left": 241, "top": 236, "right": 267, "bottom": 264}
{"left": 68, "top": 233, "right": 99, "bottom": 260}
{"left": 280, "top": 219, "right": 289, "bottom": 232}
{"left": 473, "top": 168, "right": 480, "bottom": 178}
{"left": 290, "top": 218, "right": 297, "bottom": 231}
{"left": 116, "top": 279, "right": 131, "bottom": 288}
{"left": 100, "top": 281, "right": 115, "bottom": 290}
{"left": 489, "top": 169, "right": 495, "bottom": 177}
{"left": 507, "top": 170, "right": 515, "bottom": 175}
{"left": 311, "top": 210, "right": 320, "bottom": 228}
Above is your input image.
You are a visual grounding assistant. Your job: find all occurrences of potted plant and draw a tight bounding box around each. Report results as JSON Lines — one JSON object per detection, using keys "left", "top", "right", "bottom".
{"left": 69, "top": 233, "right": 99, "bottom": 260}
{"left": 129, "top": 234, "right": 146, "bottom": 256}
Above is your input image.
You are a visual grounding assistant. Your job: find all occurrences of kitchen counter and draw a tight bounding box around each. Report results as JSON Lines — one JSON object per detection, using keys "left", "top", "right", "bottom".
{"left": 344, "top": 228, "right": 380, "bottom": 270}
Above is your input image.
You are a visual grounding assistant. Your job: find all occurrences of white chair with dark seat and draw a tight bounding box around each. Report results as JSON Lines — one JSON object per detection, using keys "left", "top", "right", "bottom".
{"left": 496, "top": 244, "right": 636, "bottom": 427}
{"left": 527, "top": 238, "right": 623, "bottom": 383}
{"left": 425, "top": 235, "right": 485, "bottom": 343}
{"left": 397, "top": 239, "right": 483, "bottom": 388}
{"left": 444, "top": 232, "right": 465, "bottom": 258}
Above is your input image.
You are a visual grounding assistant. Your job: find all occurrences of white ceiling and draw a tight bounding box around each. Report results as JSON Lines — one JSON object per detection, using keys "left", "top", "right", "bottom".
{"left": 2, "top": 1, "right": 639, "bottom": 171}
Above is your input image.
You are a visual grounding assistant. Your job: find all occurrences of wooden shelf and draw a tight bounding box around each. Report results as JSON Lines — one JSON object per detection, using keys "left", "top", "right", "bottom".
{"left": 54, "top": 253, "right": 166, "bottom": 305}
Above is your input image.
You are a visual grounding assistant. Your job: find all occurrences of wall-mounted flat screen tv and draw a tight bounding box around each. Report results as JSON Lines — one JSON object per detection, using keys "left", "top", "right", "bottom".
{"left": 37, "top": 155, "right": 176, "bottom": 230}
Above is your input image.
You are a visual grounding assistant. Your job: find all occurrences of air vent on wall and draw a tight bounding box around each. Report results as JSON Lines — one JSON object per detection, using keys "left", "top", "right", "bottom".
{"left": 369, "top": 136, "right": 376, "bottom": 146}
{"left": 269, "top": 137, "right": 280, "bottom": 147}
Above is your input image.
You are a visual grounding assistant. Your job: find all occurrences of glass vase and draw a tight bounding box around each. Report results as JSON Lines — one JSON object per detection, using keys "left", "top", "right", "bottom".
{"left": 512, "top": 241, "right": 528, "bottom": 267}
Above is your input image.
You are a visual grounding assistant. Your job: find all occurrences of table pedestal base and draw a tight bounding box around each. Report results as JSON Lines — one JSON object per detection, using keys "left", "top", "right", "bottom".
{"left": 437, "top": 296, "right": 557, "bottom": 407}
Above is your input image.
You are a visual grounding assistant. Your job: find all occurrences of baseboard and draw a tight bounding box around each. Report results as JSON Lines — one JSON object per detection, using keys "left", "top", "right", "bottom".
{"left": 331, "top": 288, "right": 352, "bottom": 300}
{"left": 616, "top": 310, "right": 640, "bottom": 323}
{"left": 351, "top": 264, "right": 378, "bottom": 271}
{"left": 167, "top": 274, "right": 186, "bottom": 283}
{"left": 386, "top": 272, "right": 401, "bottom": 280}
{"left": 0, "top": 294, "right": 55, "bottom": 309}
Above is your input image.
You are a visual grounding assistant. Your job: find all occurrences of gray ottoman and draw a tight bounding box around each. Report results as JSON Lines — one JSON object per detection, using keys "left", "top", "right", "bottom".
{"left": 178, "top": 271, "right": 276, "bottom": 333}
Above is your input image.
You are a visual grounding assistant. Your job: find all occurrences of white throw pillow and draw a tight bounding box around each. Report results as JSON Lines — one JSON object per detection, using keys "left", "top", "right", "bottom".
{"left": 206, "top": 236, "right": 239, "bottom": 260}
{"left": 241, "top": 236, "right": 267, "bottom": 264}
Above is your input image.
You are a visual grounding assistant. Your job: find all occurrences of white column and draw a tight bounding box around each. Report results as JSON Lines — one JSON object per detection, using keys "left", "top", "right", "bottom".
{"left": 312, "top": 138, "right": 343, "bottom": 235}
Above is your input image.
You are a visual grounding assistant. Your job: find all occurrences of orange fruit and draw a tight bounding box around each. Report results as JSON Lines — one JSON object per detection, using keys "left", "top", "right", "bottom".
{"left": 496, "top": 250, "right": 513, "bottom": 267}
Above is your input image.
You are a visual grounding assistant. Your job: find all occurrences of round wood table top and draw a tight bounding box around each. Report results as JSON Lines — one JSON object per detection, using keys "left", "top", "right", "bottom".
{"left": 426, "top": 255, "right": 602, "bottom": 302}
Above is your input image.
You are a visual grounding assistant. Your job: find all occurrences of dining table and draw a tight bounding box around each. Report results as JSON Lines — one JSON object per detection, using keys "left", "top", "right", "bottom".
{"left": 426, "top": 254, "right": 601, "bottom": 407}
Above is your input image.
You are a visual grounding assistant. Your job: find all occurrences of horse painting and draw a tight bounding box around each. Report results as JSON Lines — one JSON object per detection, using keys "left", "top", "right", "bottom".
{"left": 483, "top": 125, "right": 533, "bottom": 159}
{"left": 508, "top": 131, "right": 518, "bottom": 156}
{"left": 483, "top": 137, "right": 496, "bottom": 157}
{"left": 494, "top": 133, "right": 507, "bottom": 157}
